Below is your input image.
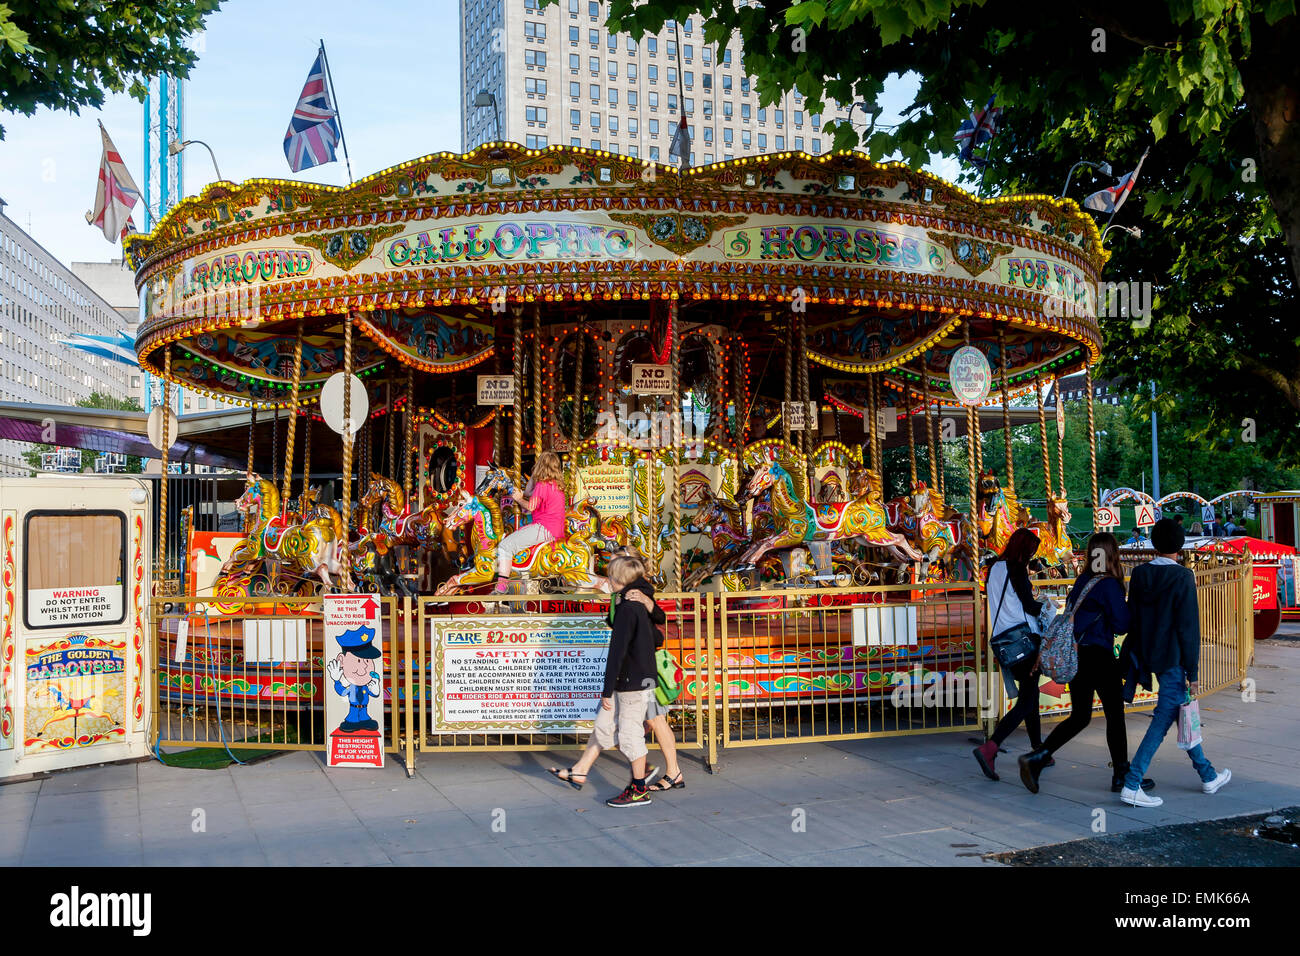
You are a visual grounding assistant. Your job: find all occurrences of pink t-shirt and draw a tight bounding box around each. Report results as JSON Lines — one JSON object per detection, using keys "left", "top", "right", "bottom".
{"left": 530, "top": 480, "right": 566, "bottom": 538}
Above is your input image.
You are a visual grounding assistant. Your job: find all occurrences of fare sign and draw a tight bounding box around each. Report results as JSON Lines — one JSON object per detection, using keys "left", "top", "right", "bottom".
{"left": 950, "top": 345, "right": 992, "bottom": 406}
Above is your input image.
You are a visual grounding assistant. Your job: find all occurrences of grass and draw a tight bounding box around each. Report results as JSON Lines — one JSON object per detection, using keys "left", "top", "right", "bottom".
{"left": 157, "top": 726, "right": 302, "bottom": 770}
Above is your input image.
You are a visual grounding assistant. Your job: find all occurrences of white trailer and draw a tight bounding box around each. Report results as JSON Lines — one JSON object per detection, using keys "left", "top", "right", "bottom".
{"left": 0, "top": 475, "right": 152, "bottom": 779}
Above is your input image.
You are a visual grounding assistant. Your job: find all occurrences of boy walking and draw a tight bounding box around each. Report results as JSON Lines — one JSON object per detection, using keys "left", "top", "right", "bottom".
{"left": 1118, "top": 518, "right": 1232, "bottom": 807}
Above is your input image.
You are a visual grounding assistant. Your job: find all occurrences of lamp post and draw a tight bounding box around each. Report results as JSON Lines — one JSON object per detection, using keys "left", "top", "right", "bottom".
{"left": 168, "top": 139, "right": 223, "bottom": 181}
{"left": 1060, "top": 159, "right": 1113, "bottom": 198}
{"left": 1102, "top": 224, "right": 1142, "bottom": 242}
{"left": 473, "top": 90, "right": 502, "bottom": 142}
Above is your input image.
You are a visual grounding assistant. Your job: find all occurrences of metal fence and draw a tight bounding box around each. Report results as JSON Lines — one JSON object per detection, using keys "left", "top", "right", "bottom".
{"left": 148, "top": 558, "right": 1252, "bottom": 774}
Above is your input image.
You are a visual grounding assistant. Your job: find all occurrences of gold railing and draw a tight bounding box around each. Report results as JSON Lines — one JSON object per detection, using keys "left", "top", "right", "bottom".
{"left": 716, "top": 581, "right": 988, "bottom": 748}
{"left": 146, "top": 557, "right": 1252, "bottom": 772}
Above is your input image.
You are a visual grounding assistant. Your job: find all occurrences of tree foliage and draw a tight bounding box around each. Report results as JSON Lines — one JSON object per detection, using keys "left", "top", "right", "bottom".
{"left": 0, "top": 0, "right": 221, "bottom": 137}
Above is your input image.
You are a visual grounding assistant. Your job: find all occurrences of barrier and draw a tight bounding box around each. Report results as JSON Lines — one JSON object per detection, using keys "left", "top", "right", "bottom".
{"left": 146, "top": 559, "right": 1252, "bottom": 772}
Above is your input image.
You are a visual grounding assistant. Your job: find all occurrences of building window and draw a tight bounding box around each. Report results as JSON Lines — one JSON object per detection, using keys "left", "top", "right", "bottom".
{"left": 758, "top": 133, "right": 766, "bottom": 149}
{"left": 684, "top": 70, "right": 693, "bottom": 88}
{"left": 667, "top": 67, "right": 676, "bottom": 86}
{"left": 591, "top": 138, "right": 601, "bottom": 149}
{"left": 741, "top": 76, "right": 750, "bottom": 93}
{"left": 722, "top": 48, "right": 732, "bottom": 66}
{"left": 589, "top": 56, "right": 599, "bottom": 74}
{"left": 648, "top": 64, "right": 658, "bottom": 82}
{"left": 628, "top": 144, "right": 639, "bottom": 157}
{"left": 649, "top": 118, "right": 659, "bottom": 136}
{"left": 647, "top": 36, "right": 657, "bottom": 55}
{"left": 649, "top": 91, "right": 658, "bottom": 110}
{"left": 685, "top": 97, "right": 693, "bottom": 114}
{"left": 723, "top": 127, "right": 733, "bottom": 144}
{"left": 525, "top": 50, "right": 547, "bottom": 68}
{"left": 627, "top": 90, "right": 638, "bottom": 109}
{"left": 607, "top": 61, "right": 617, "bottom": 79}
{"left": 794, "top": 136, "right": 803, "bottom": 150}
{"left": 570, "top": 109, "right": 581, "bottom": 127}
{"left": 569, "top": 25, "right": 579, "bottom": 43}
{"left": 569, "top": 0, "right": 578, "bottom": 13}
{"left": 741, "top": 103, "right": 751, "bottom": 120}
{"left": 570, "top": 137, "right": 581, "bottom": 146}
{"left": 590, "top": 112, "right": 601, "bottom": 129}
{"left": 684, "top": 43, "right": 693, "bottom": 61}
{"left": 775, "top": 135, "right": 785, "bottom": 149}
{"left": 627, "top": 117, "right": 638, "bottom": 135}
{"left": 526, "top": 134, "right": 548, "bottom": 148}
{"left": 590, "top": 83, "right": 600, "bottom": 100}
{"left": 741, "top": 130, "right": 751, "bottom": 147}
{"left": 569, "top": 53, "right": 580, "bottom": 72}
{"left": 607, "top": 34, "right": 617, "bottom": 52}
{"left": 703, "top": 127, "right": 713, "bottom": 143}
{"left": 588, "top": 28, "right": 598, "bottom": 45}
{"left": 668, "top": 94, "right": 677, "bottom": 112}
{"left": 812, "top": 137, "right": 821, "bottom": 153}
{"left": 810, "top": 113, "right": 821, "bottom": 130}
{"left": 650, "top": 146, "right": 660, "bottom": 159}
{"left": 524, "top": 21, "right": 546, "bottom": 39}
{"left": 588, "top": 0, "right": 598, "bottom": 17}
{"left": 774, "top": 109, "right": 784, "bottom": 125}
{"left": 525, "top": 106, "right": 547, "bottom": 123}
{"left": 608, "top": 88, "right": 618, "bottom": 105}
{"left": 525, "top": 78, "right": 547, "bottom": 95}
{"left": 667, "top": 41, "right": 676, "bottom": 59}
{"left": 628, "top": 63, "right": 637, "bottom": 80}
{"left": 570, "top": 81, "right": 580, "bottom": 99}
{"left": 757, "top": 107, "right": 766, "bottom": 123}
{"left": 626, "top": 36, "right": 637, "bottom": 54}
{"left": 702, "top": 73, "right": 712, "bottom": 90}
{"left": 609, "top": 116, "right": 619, "bottom": 132}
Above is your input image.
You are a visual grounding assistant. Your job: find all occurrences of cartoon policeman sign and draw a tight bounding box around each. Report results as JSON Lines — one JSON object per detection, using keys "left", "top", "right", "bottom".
{"left": 323, "top": 594, "right": 385, "bottom": 768}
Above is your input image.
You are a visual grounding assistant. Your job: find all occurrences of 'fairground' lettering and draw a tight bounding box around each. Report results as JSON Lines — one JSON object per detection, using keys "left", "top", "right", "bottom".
{"left": 387, "top": 221, "right": 635, "bottom": 265}
{"left": 185, "top": 250, "right": 312, "bottom": 294}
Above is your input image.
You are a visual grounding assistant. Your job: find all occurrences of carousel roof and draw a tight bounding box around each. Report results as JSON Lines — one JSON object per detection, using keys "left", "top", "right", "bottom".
{"left": 125, "top": 144, "right": 1107, "bottom": 413}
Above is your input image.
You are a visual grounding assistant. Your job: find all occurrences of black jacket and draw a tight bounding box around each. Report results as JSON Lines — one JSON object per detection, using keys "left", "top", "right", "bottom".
{"left": 1121, "top": 561, "right": 1200, "bottom": 684}
{"left": 601, "top": 577, "right": 663, "bottom": 698}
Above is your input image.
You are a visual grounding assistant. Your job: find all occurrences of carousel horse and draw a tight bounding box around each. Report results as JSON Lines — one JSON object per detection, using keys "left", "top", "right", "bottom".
{"left": 34, "top": 684, "right": 119, "bottom": 737}
{"left": 434, "top": 483, "right": 607, "bottom": 594}
{"left": 976, "top": 469, "right": 1023, "bottom": 558}
{"left": 684, "top": 487, "right": 752, "bottom": 587}
{"left": 217, "top": 476, "right": 349, "bottom": 591}
{"left": 1027, "top": 493, "right": 1075, "bottom": 573}
{"left": 887, "top": 480, "right": 975, "bottom": 581}
{"left": 356, "top": 473, "right": 456, "bottom": 557}
{"left": 738, "top": 458, "right": 923, "bottom": 570}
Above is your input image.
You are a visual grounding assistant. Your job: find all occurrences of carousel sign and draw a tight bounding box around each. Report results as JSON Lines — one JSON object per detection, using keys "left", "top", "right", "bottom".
{"left": 385, "top": 220, "right": 635, "bottom": 266}
{"left": 949, "top": 346, "right": 992, "bottom": 406}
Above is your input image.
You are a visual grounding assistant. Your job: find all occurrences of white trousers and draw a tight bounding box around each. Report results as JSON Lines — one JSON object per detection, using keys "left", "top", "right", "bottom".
{"left": 496, "top": 523, "right": 555, "bottom": 576}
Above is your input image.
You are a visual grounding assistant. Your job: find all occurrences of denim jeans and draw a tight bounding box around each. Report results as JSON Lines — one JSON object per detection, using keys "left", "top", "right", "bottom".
{"left": 1124, "top": 665, "right": 1216, "bottom": 791}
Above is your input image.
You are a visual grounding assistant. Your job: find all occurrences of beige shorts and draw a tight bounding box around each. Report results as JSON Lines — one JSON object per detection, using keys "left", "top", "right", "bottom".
{"left": 592, "top": 688, "right": 653, "bottom": 761}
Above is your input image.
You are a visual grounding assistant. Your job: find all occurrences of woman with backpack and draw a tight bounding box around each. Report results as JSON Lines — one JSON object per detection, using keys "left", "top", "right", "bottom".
{"left": 1016, "top": 532, "right": 1155, "bottom": 795}
{"left": 974, "top": 528, "right": 1048, "bottom": 781}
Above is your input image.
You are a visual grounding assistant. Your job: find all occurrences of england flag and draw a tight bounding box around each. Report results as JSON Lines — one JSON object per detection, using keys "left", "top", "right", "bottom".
{"left": 86, "top": 123, "right": 140, "bottom": 242}
{"left": 1084, "top": 147, "right": 1150, "bottom": 215}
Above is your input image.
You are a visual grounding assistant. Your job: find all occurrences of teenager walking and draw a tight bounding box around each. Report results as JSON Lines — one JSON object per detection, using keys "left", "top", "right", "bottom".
{"left": 547, "top": 555, "right": 660, "bottom": 807}
{"left": 974, "top": 528, "right": 1048, "bottom": 781}
{"left": 1118, "top": 518, "right": 1231, "bottom": 808}
{"left": 1017, "top": 532, "right": 1154, "bottom": 795}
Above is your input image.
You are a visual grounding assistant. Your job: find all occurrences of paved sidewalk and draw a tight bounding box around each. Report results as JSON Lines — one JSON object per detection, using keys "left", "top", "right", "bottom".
{"left": 4, "top": 640, "right": 1298, "bottom": 867}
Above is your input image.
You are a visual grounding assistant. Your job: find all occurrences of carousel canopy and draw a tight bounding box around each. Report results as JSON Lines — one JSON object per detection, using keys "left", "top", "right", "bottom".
{"left": 126, "top": 145, "right": 1106, "bottom": 417}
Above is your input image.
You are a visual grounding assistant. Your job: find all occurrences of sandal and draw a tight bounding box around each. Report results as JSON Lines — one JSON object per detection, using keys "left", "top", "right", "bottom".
{"left": 649, "top": 770, "right": 685, "bottom": 791}
{"left": 548, "top": 767, "right": 587, "bottom": 790}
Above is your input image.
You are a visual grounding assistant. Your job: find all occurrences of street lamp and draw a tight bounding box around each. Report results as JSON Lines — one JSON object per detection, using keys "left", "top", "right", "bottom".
{"left": 1060, "top": 159, "right": 1113, "bottom": 198}
{"left": 168, "top": 139, "right": 223, "bottom": 182}
{"left": 473, "top": 90, "right": 502, "bottom": 142}
{"left": 1102, "top": 223, "right": 1142, "bottom": 242}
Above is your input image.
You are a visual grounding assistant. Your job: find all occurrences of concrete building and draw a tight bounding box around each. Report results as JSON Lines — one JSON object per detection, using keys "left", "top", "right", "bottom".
{"left": 0, "top": 199, "right": 132, "bottom": 474}
{"left": 1048, "top": 371, "right": 1123, "bottom": 408}
{"left": 460, "top": 0, "right": 853, "bottom": 162}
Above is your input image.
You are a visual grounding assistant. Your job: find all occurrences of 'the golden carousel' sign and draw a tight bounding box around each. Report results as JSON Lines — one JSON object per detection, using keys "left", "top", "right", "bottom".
{"left": 125, "top": 145, "right": 1106, "bottom": 408}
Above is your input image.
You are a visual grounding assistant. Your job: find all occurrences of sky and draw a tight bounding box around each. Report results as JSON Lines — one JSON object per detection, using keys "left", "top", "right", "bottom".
{"left": 0, "top": 0, "right": 943, "bottom": 269}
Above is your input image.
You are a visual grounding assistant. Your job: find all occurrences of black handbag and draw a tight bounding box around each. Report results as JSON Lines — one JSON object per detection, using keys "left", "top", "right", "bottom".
{"left": 989, "top": 567, "right": 1040, "bottom": 668}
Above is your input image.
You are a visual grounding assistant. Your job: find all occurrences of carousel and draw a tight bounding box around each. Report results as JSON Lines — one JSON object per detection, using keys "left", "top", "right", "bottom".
{"left": 125, "top": 144, "right": 1106, "bottom": 606}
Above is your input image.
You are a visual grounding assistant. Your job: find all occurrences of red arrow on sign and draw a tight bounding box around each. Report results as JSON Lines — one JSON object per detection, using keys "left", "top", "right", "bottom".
{"left": 361, "top": 598, "right": 379, "bottom": 619}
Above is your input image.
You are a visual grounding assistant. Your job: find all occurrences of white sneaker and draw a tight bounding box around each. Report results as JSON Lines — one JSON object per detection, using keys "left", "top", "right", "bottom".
{"left": 1121, "top": 786, "right": 1164, "bottom": 807}
{"left": 1202, "top": 769, "right": 1232, "bottom": 794}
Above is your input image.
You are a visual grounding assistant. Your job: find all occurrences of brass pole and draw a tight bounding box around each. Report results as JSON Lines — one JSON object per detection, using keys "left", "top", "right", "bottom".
{"left": 340, "top": 314, "right": 355, "bottom": 589}
{"left": 386, "top": 369, "right": 398, "bottom": 484}
{"left": 998, "top": 327, "right": 1014, "bottom": 493}
{"left": 1086, "top": 364, "right": 1099, "bottom": 530}
{"left": 280, "top": 317, "right": 305, "bottom": 507}
{"left": 247, "top": 407, "right": 257, "bottom": 478}
{"left": 906, "top": 381, "right": 918, "bottom": 487}
{"left": 963, "top": 322, "right": 978, "bottom": 556}
{"left": 532, "top": 303, "right": 543, "bottom": 455}
{"left": 798, "top": 311, "right": 814, "bottom": 495}
{"left": 404, "top": 364, "right": 415, "bottom": 501}
{"left": 571, "top": 317, "right": 586, "bottom": 449}
{"left": 1056, "top": 376, "right": 1066, "bottom": 498}
{"left": 782, "top": 313, "right": 794, "bottom": 447}
{"left": 1036, "top": 374, "right": 1052, "bottom": 499}
{"left": 512, "top": 305, "right": 524, "bottom": 474}
{"left": 922, "top": 363, "right": 938, "bottom": 490}
{"left": 158, "top": 347, "right": 172, "bottom": 586}
{"left": 301, "top": 414, "right": 312, "bottom": 500}
{"left": 867, "top": 373, "right": 879, "bottom": 475}
{"left": 670, "top": 298, "right": 682, "bottom": 591}
{"left": 492, "top": 337, "right": 503, "bottom": 463}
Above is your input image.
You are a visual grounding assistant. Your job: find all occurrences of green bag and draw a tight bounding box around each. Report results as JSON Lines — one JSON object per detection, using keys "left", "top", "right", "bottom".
{"left": 655, "top": 648, "right": 683, "bottom": 707}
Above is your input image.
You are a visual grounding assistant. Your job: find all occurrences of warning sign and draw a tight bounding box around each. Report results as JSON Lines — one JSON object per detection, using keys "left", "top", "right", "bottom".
{"left": 477, "top": 375, "right": 515, "bottom": 405}
{"left": 323, "top": 593, "right": 385, "bottom": 768}
{"left": 27, "top": 586, "right": 123, "bottom": 629}
{"left": 630, "top": 363, "right": 673, "bottom": 395}
{"left": 1135, "top": 504, "right": 1156, "bottom": 528}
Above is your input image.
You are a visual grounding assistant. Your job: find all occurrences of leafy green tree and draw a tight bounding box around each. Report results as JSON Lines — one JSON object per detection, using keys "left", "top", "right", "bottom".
{"left": 23, "top": 392, "right": 145, "bottom": 473}
{"left": 593, "top": 0, "right": 1300, "bottom": 460}
{"left": 0, "top": 0, "right": 221, "bottom": 137}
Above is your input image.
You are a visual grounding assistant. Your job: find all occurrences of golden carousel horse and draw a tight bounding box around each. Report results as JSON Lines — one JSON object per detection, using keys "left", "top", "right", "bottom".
{"left": 434, "top": 465, "right": 608, "bottom": 594}
{"left": 886, "top": 480, "right": 975, "bottom": 581}
{"left": 216, "top": 476, "right": 349, "bottom": 593}
{"left": 356, "top": 473, "right": 456, "bottom": 557}
{"left": 738, "top": 458, "right": 923, "bottom": 569}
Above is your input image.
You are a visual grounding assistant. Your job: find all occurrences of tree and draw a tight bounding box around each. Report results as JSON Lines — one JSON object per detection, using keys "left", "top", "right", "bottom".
{"left": 596, "top": 0, "right": 1300, "bottom": 455}
{"left": 0, "top": 0, "right": 221, "bottom": 137}
{"left": 23, "top": 392, "right": 145, "bottom": 474}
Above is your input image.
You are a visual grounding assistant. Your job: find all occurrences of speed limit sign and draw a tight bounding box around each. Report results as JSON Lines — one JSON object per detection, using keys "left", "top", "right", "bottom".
{"left": 1095, "top": 506, "right": 1119, "bottom": 528}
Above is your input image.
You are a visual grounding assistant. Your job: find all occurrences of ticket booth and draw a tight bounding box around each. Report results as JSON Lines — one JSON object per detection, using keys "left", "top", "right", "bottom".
{"left": 0, "top": 476, "right": 152, "bottom": 779}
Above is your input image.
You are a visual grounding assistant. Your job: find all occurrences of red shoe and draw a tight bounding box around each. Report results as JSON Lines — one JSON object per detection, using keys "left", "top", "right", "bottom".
{"left": 606, "top": 783, "right": 654, "bottom": 808}
{"left": 973, "top": 741, "right": 999, "bottom": 781}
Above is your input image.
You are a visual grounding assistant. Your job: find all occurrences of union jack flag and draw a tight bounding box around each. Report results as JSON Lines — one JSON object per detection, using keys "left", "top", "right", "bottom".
{"left": 283, "top": 49, "right": 340, "bottom": 172}
{"left": 954, "top": 95, "right": 1002, "bottom": 163}
{"left": 1084, "top": 147, "right": 1150, "bottom": 215}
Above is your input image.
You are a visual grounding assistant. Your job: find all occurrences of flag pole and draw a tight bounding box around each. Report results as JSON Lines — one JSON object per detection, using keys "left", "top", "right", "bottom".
{"left": 319, "top": 39, "right": 354, "bottom": 184}
{"left": 975, "top": 122, "right": 1000, "bottom": 197}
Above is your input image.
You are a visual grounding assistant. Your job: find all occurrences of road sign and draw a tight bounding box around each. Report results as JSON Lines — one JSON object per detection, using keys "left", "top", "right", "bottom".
{"left": 1095, "top": 506, "right": 1119, "bottom": 528}
{"left": 1202, "top": 505, "right": 1216, "bottom": 525}
{"left": 1135, "top": 503, "right": 1156, "bottom": 528}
